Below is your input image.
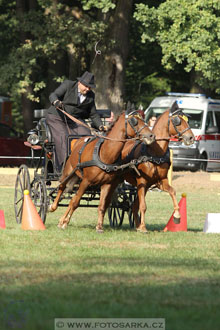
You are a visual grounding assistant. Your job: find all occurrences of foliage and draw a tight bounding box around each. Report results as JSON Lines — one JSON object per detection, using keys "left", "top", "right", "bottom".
{"left": 81, "top": 0, "right": 116, "bottom": 12}
{"left": 134, "top": 0, "right": 220, "bottom": 94}
{"left": 0, "top": 0, "right": 114, "bottom": 127}
{"left": 125, "top": 0, "right": 190, "bottom": 108}
{"left": 2, "top": 0, "right": 220, "bottom": 131}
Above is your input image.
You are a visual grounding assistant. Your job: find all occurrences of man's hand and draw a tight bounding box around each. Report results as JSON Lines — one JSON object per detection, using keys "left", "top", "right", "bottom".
{"left": 99, "top": 125, "right": 107, "bottom": 132}
{"left": 53, "top": 100, "right": 63, "bottom": 108}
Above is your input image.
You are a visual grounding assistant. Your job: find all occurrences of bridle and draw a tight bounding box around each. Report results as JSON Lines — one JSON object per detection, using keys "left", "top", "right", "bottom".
{"left": 168, "top": 109, "right": 191, "bottom": 138}
{"left": 125, "top": 110, "right": 150, "bottom": 140}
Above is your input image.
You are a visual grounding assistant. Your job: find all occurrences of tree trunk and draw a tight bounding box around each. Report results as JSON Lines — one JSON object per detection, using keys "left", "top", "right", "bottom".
{"left": 92, "top": 0, "right": 133, "bottom": 116}
{"left": 16, "top": 0, "right": 38, "bottom": 132}
{"left": 190, "top": 70, "right": 206, "bottom": 94}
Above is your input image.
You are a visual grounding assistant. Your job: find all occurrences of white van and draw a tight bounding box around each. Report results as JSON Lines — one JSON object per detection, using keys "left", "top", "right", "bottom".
{"left": 145, "top": 93, "right": 220, "bottom": 171}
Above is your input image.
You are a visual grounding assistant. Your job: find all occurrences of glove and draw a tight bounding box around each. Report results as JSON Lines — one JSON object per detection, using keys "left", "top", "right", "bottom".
{"left": 53, "top": 100, "right": 63, "bottom": 109}
{"left": 99, "top": 125, "right": 107, "bottom": 132}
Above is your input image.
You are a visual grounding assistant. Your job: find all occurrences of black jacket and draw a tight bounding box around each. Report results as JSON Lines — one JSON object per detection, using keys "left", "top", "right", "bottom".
{"left": 47, "top": 80, "right": 102, "bottom": 129}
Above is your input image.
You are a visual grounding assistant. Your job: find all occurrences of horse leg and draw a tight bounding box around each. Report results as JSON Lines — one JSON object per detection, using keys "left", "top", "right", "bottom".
{"left": 48, "top": 174, "right": 79, "bottom": 212}
{"left": 96, "top": 181, "right": 119, "bottom": 233}
{"left": 159, "top": 178, "right": 180, "bottom": 223}
{"left": 131, "top": 197, "right": 141, "bottom": 228}
{"left": 135, "top": 180, "right": 148, "bottom": 233}
{"left": 48, "top": 183, "right": 66, "bottom": 213}
{"left": 58, "top": 179, "right": 89, "bottom": 229}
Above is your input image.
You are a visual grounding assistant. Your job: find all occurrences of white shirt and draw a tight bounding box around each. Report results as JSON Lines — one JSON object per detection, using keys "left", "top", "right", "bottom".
{"left": 78, "top": 91, "right": 86, "bottom": 104}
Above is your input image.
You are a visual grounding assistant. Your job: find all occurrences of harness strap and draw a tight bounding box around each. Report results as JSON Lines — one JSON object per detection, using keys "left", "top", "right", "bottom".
{"left": 123, "top": 142, "right": 171, "bottom": 168}
{"left": 137, "top": 146, "right": 171, "bottom": 166}
{"left": 77, "top": 138, "right": 123, "bottom": 173}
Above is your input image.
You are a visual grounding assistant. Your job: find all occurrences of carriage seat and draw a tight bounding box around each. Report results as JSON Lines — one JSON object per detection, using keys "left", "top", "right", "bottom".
{"left": 33, "top": 109, "right": 53, "bottom": 143}
{"left": 34, "top": 109, "right": 48, "bottom": 119}
{"left": 37, "top": 118, "right": 53, "bottom": 143}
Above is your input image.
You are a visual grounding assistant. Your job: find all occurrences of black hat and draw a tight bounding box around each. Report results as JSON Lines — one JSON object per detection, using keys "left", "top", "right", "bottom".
{"left": 77, "top": 71, "right": 96, "bottom": 88}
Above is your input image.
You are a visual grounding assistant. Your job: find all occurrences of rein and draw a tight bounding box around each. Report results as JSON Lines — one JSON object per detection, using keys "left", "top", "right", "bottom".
{"left": 56, "top": 106, "right": 147, "bottom": 143}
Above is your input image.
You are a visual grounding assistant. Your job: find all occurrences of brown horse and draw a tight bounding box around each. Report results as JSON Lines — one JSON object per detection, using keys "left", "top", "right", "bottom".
{"left": 49, "top": 110, "right": 155, "bottom": 232}
{"left": 120, "top": 101, "right": 195, "bottom": 232}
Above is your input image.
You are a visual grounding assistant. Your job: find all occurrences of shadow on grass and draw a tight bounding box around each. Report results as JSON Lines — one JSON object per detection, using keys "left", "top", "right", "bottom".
{"left": 48, "top": 221, "right": 203, "bottom": 234}
{"left": 1, "top": 255, "right": 220, "bottom": 330}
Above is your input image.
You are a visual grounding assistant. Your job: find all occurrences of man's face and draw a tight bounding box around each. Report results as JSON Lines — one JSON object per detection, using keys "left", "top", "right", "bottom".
{"left": 78, "top": 82, "right": 91, "bottom": 95}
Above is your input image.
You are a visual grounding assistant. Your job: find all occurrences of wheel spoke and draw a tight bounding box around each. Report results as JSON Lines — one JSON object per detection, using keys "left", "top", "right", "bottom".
{"left": 108, "top": 204, "right": 124, "bottom": 228}
{"left": 14, "top": 165, "right": 31, "bottom": 224}
{"left": 31, "top": 178, "right": 47, "bottom": 223}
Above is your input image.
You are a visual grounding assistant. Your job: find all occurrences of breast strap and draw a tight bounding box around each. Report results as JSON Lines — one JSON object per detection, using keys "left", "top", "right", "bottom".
{"left": 123, "top": 141, "right": 171, "bottom": 166}
{"left": 77, "top": 138, "right": 122, "bottom": 173}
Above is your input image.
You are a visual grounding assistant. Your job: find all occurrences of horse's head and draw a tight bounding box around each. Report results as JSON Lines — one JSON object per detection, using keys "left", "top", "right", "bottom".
{"left": 168, "top": 101, "right": 194, "bottom": 146}
{"left": 125, "top": 109, "right": 155, "bottom": 145}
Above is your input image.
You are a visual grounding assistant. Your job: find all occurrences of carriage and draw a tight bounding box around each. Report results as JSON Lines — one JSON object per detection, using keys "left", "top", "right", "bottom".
{"left": 14, "top": 108, "right": 138, "bottom": 229}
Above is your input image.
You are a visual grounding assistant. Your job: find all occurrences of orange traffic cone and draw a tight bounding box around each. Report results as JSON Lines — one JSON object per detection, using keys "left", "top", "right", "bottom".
{"left": 21, "top": 190, "right": 46, "bottom": 230}
{"left": 0, "top": 210, "right": 6, "bottom": 229}
{"left": 164, "top": 193, "right": 187, "bottom": 232}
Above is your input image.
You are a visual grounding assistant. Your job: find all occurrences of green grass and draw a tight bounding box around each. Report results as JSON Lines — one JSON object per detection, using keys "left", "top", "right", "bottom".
{"left": 1, "top": 185, "right": 220, "bottom": 330}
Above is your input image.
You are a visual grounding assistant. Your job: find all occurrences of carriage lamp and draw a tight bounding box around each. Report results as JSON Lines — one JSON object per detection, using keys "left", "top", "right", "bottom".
{"left": 27, "top": 129, "right": 39, "bottom": 145}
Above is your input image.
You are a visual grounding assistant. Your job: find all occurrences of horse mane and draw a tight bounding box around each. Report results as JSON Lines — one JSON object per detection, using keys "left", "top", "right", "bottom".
{"left": 153, "top": 109, "right": 169, "bottom": 128}
{"left": 105, "top": 111, "right": 124, "bottom": 133}
{"left": 105, "top": 110, "right": 144, "bottom": 133}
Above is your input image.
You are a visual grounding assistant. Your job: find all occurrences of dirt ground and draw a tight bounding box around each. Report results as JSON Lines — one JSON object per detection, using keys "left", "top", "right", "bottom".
{"left": 0, "top": 168, "right": 35, "bottom": 187}
{"left": 0, "top": 167, "right": 220, "bottom": 192}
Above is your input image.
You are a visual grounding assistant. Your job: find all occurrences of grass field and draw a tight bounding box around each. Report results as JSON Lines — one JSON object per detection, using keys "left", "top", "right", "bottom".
{"left": 1, "top": 171, "right": 220, "bottom": 330}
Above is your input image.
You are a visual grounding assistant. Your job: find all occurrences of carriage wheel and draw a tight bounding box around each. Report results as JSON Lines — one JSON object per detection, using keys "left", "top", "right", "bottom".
{"left": 14, "top": 164, "right": 31, "bottom": 224}
{"left": 108, "top": 185, "right": 127, "bottom": 228}
{"left": 108, "top": 204, "right": 125, "bottom": 228}
{"left": 128, "top": 189, "right": 138, "bottom": 228}
{"left": 31, "top": 177, "right": 47, "bottom": 223}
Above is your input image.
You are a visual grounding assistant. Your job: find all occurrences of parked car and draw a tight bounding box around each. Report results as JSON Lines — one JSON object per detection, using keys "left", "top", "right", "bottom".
{"left": 145, "top": 93, "right": 220, "bottom": 172}
{"left": 0, "top": 123, "right": 30, "bottom": 166}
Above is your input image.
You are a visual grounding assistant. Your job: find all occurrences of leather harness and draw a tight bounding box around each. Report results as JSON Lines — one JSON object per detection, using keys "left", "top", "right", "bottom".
{"left": 76, "top": 138, "right": 171, "bottom": 177}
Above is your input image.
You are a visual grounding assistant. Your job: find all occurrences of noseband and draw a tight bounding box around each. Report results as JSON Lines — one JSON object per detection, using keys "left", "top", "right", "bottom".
{"left": 168, "top": 109, "right": 191, "bottom": 138}
{"left": 125, "top": 111, "right": 149, "bottom": 139}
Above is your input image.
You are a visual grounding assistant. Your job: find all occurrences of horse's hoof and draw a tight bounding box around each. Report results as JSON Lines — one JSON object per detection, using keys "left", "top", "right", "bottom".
{"left": 62, "top": 223, "right": 67, "bottom": 229}
{"left": 136, "top": 227, "right": 148, "bottom": 234}
{"left": 173, "top": 216, "right": 180, "bottom": 224}
{"left": 57, "top": 222, "right": 67, "bottom": 229}
{"left": 48, "top": 204, "right": 54, "bottom": 213}
{"left": 96, "top": 228, "right": 104, "bottom": 234}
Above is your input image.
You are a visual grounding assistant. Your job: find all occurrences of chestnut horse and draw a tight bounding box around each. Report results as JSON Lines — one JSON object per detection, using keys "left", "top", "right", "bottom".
{"left": 49, "top": 110, "right": 155, "bottom": 232}
{"left": 120, "top": 101, "right": 195, "bottom": 232}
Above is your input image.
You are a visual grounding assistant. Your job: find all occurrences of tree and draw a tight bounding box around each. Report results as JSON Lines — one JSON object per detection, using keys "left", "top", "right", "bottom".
{"left": 91, "top": 0, "right": 133, "bottom": 115}
{"left": 134, "top": 0, "right": 220, "bottom": 96}
{"left": 0, "top": 0, "right": 113, "bottom": 132}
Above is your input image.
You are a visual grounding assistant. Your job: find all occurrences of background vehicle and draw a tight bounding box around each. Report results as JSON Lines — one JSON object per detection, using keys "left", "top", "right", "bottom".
{"left": 145, "top": 93, "right": 220, "bottom": 171}
{"left": 0, "top": 122, "right": 30, "bottom": 166}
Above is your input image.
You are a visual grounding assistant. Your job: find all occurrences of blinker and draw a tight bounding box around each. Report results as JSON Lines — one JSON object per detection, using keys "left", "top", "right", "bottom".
{"left": 172, "top": 115, "right": 181, "bottom": 126}
{"left": 128, "top": 116, "right": 138, "bottom": 126}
